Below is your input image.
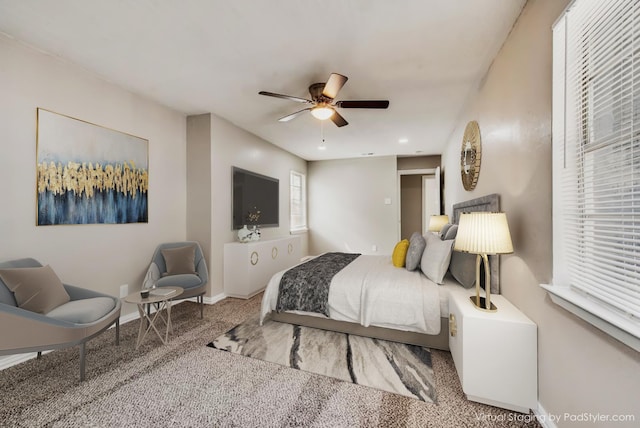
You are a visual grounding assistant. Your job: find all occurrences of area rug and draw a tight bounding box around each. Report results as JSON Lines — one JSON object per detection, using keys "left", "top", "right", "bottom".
{"left": 207, "top": 316, "right": 437, "bottom": 403}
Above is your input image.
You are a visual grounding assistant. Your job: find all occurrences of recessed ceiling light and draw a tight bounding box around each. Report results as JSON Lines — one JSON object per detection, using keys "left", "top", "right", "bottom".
{"left": 399, "top": 138, "right": 409, "bottom": 144}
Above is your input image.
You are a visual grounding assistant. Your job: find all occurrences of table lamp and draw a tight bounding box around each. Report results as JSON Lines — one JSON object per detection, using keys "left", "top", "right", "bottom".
{"left": 453, "top": 212, "right": 513, "bottom": 312}
{"left": 428, "top": 215, "right": 450, "bottom": 233}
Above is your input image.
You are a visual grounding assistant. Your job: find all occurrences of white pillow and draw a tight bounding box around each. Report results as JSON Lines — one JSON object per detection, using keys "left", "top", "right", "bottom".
{"left": 420, "top": 234, "right": 454, "bottom": 284}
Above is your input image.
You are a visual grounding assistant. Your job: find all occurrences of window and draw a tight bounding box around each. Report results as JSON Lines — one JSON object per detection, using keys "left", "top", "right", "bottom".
{"left": 289, "top": 170, "right": 307, "bottom": 233}
{"left": 547, "top": 0, "right": 640, "bottom": 351}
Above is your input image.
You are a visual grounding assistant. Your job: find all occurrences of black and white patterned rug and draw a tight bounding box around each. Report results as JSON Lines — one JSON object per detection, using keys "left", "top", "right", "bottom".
{"left": 207, "top": 316, "right": 437, "bottom": 403}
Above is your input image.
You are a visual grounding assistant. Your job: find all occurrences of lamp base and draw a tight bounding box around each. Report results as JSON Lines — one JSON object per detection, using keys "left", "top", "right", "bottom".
{"left": 470, "top": 296, "right": 497, "bottom": 312}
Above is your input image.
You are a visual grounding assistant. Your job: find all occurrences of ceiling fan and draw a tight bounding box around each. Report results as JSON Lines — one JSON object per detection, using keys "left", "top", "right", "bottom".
{"left": 258, "top": 73, "right": 389, "bottom": 127}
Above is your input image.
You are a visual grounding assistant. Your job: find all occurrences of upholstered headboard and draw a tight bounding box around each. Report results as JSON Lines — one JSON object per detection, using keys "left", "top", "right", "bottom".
{"left": 452, "top": 193, "right": 500, "bottom": 294}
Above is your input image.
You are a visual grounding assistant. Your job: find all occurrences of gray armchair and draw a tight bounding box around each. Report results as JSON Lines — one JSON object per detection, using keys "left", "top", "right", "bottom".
{"left": 0, "top": 258, "right": 121, "bottom": 381}
{"left": 142, "top": 241, "right": 208, "bottom": 318}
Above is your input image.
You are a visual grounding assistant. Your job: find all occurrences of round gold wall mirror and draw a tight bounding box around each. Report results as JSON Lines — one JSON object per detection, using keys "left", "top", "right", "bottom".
{"left": 460, "top": 120, "right": 482, "bottom": 191}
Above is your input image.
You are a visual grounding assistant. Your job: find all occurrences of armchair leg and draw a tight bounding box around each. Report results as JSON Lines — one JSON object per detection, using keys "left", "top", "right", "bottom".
{"left": 115, "top": 319, "right": 120, "bottom": 346}
{"left": 37, "top": 352, "right": 42, "bottom": 359}
{"left": 200, "top": 295, "right": 204, "bottom": 319}
{"left": 79, "top": 343, "right": 86, "bottom": 381}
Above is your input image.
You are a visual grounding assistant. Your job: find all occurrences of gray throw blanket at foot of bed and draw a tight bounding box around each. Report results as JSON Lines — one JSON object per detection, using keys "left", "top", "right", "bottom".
{"left": 276, "top": 252, "right": 360, "bottom": 316}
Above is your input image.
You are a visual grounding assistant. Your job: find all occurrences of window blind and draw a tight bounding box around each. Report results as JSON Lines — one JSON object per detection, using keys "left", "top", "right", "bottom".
{"left": 553, "top": 0, "right": 640, "bottom": 325}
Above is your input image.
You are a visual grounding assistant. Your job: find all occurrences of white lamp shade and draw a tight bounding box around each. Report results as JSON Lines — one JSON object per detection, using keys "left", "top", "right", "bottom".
{"left": 310, "top": 106, "right": 335, "bottom": 120}
{"left": 453, "top": 212, "right": 514, "bottom": 255}
{"left": 428, "top": 215, "right": 450, "bottom": 232}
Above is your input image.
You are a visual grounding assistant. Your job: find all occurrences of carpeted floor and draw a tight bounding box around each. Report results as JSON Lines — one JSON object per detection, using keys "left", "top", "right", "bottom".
{"left": 0, "top": 295, "right": 542, "bottom": 427}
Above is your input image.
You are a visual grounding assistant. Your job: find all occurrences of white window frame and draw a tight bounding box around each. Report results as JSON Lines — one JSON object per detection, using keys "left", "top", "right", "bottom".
{"left": 544, "top": 0, "right": 640, "bottom": 352}
{"left": 289, "top": 170, "right": 308, "bottom": 233}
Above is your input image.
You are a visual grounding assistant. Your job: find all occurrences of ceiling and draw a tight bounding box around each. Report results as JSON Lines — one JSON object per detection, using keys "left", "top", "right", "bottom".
{"left": 0, "top": 0, "right": 526, "bottom": 161}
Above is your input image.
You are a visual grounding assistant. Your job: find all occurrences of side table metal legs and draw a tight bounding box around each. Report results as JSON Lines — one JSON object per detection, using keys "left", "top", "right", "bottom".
{"left": 135, "top": 299, "right": 174, "bottom": 349}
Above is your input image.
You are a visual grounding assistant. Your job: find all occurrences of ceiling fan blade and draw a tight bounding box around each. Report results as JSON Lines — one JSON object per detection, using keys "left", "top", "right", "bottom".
{"left": 259, "top": 91, "right": 313, "bottom": 104}
{"left": 330, "top": 111, "right": 349, "bottom": 127}
{"left": 278, "top": 108, "right": 312, "bottom": 122}
{"left": 322, "top": 73, "right": 348, "bottom": 99}
{"left": 335, "top": 100, "right": 389, "bottom": 109}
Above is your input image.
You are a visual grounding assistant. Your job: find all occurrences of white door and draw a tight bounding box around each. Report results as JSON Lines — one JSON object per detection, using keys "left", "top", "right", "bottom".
{"left": 422, "top": 167, "right": 441, "bottom": 233}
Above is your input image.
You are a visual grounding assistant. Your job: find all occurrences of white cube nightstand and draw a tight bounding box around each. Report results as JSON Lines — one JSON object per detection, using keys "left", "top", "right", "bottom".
{"left": 448, "top": 288, "right": 537, "bottom": 413}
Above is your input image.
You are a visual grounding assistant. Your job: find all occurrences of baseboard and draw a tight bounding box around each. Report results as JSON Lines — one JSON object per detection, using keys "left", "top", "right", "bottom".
{"left": 0, "top": 292, "right": 228, "bottom": 371}
{"left": 0, "top": 353, "right": 41, "bottom": 370}
{"left": 188, "top": 292, "right": 226, "bottom": 305}
{"left": 534, "top": 402, "right": 558, "bottom": 428}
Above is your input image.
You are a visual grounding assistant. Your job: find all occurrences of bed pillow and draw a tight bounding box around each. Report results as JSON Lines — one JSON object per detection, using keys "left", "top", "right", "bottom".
{"left": 0, "top": 265, "right": 70, "bottom": 314}
{"left": 405, "top": 233, "right": 426, "bottom": 271}
{"left": 161, "top": 245, "right": 197, "bottom": 276}
{"left": 391, "top": 239, "right": 410, "bottom": 267}
{"left": 439, "top": 223, "right": 453, "bottom": 240}
{"left": 449, "top": 251, "right": 477, "bottom": 288}
{"left": 443, "top": 224, "right": 458, "bottom": 240}
{"left": 420, "top": 234, "right": 454, "bottom": 284}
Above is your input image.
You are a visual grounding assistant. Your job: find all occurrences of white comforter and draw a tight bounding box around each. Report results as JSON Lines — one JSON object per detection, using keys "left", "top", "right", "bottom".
{"left": 260, "top": 254, "right": 442, "bottom": 335}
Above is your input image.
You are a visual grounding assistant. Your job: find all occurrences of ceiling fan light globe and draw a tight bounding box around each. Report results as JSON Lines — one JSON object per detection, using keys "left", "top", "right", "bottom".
{"left": 311, "top": 106, "right": 335, "bottom": 120}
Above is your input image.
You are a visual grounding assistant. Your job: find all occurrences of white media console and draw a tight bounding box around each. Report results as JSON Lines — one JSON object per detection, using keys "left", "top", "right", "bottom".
{"left": 223, "top": 235, "right": 302, "bottom": 299}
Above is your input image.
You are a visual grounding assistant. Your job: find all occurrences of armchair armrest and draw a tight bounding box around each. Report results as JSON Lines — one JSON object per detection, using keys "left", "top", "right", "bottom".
{"left": 0, "top": 302, "right": 78, "bottom": 353}
{"left": 0, "top": 301, "right": 74, "bottom": 328}
{"left": 196, "top": 258, "right": 209, "bottom": 284}
{"left": 0, "top": 294, "right": 121, "bottom": 354}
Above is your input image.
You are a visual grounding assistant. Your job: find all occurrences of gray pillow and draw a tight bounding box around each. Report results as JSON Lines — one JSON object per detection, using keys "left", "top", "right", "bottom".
{"left": 409, "top": 231, "right": 422, "bottom": 242}
{"left": 405, "top": 234, "right": 426, "bottom": 271}
{"left": 443, "top": 224, "right": 458, "bottom": 240}
{"left": 439, "top": 224, "right": 453, "bottom": 239}
{"left": 0, "top": 265, "right": 70, "bottom": 313}
{"left": 420, "top": 234, "right": 454, "bottom": 284}
{"left": 161, "top": 245, "right": 197, "bottom": 276}
{"left": 449, "top": 251, "right": 477, "bottom": 288}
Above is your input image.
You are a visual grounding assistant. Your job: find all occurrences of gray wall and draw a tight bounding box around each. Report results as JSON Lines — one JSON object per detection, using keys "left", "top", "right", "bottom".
{"left": 186, "top": 114, "right": 308, "bottom": 297}
{"left": 186, "top": 114, "right": 212, "bottom": 267}
{"left": 0, "top": 34, "right": 187, "bottom": 319}
{"left": 441, "top": 0, "right": 640, "bottom": 424}
{"left": 308, "top": 156, "right": 398, "bottom": 255}
{"left": 397, "top": 155, "right": 441, "bottom": 171}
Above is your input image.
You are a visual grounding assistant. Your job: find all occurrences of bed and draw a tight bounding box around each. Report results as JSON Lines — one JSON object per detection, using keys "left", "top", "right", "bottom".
{"left": 260, "top": 194, "right": 501, "bottom": 350}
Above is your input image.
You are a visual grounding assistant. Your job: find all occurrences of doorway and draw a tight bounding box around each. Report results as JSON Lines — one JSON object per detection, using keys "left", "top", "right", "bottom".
{"left": 398, "top": 167, "right": 441, "bottom": 239}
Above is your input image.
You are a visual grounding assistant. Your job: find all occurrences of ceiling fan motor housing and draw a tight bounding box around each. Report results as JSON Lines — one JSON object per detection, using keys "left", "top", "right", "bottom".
{"left": 309, "top": 82, "right": 330, "bottom": 102}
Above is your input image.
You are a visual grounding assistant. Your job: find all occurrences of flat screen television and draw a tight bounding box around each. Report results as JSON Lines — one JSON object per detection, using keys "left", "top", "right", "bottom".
{"left": 232, "top": 167, "right": 279, "bottom": 230}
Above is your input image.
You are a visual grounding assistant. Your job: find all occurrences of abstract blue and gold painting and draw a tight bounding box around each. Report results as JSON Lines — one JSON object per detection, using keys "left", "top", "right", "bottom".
{"left": 36, "top": 108, "right": 148, "bottom": 225}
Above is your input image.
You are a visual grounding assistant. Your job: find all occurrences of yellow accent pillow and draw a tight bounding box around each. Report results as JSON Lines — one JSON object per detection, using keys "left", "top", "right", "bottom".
{"left": 392, "top": 239, "right": 410, "bottom": 267}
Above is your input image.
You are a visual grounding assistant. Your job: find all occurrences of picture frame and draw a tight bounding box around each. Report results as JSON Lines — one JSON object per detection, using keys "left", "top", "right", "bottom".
{"left": 36, "top": 108, "right": 149, "bottom": 225}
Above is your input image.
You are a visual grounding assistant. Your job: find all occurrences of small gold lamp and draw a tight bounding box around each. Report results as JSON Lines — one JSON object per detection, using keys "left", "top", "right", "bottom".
{"left": 428, "top": 215, "right": 450, "bottom": 233}
{"left": 453, "top": 212, "right": 513, "bottom": 312}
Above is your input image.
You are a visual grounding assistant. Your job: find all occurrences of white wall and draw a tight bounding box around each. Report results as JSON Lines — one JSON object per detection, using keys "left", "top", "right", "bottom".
{"left": 441, "top": 0, "right": 640, "bottom": 425}
{"left": 308, "top": 156, "right": 398, "bottom": 255}
{"left": 0, "top": 34, "right": 187, "bottom": 317}
{"left": 203, "top": 114, "right": 308, "bottom": 297}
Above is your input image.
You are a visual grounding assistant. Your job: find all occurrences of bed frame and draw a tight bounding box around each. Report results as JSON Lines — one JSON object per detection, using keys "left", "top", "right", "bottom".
{"left": 269, "top": 193, "right": 501, "bottom": 350}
